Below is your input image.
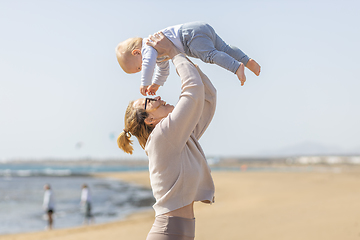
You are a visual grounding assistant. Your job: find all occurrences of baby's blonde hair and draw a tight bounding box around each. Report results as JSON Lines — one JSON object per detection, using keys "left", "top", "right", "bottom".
{"left": 115, "top": 37, "right": 143, "bottom": 71}
{"left": 117, "top": 100, "right": 154, "bottom": 154}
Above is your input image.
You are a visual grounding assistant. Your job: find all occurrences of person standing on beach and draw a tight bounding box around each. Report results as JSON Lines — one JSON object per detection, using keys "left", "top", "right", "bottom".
{"left": 117, "top": 32, "right": 216, "bottom": 240}
{"left": 42, "top": 184, "right": 55, "bottom": 230}
{"left": 80, "top": 184, "right": 94, "bottom": 225}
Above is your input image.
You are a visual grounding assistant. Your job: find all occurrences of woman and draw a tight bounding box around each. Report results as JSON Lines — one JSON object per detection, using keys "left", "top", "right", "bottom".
{"left": 43, "top": 184, "right": 55, "bottom": 230}
{"left": 117, "top": 32, "right": 216, "bottom": 240}
{"left": 80, "top": 184, "right": 94, "bottom": 225}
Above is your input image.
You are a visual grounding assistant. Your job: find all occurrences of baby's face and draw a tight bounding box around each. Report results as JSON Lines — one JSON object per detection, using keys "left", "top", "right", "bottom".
{"left": 125, "top": 54, "right": 142, "bottom": 74}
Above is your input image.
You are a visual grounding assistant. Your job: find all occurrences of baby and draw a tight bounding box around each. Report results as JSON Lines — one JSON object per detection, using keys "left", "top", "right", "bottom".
{"left": 116, "top": 22, "right": 261, "bottom": 96}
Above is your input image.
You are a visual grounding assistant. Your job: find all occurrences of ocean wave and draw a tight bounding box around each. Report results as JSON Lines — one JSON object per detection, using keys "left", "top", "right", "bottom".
{"left": 0, "top": 168, "right": 74, "bottom": 177}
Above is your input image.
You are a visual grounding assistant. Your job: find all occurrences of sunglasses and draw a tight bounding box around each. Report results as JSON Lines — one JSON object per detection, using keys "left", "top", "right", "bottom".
{"left": 144, "top": 98, "right": 157, "bottom": 110}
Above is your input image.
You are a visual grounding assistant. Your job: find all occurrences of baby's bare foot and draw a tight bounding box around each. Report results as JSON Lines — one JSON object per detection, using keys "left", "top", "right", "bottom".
{"left": 246, "top": 59, "right": 261, "bottom": 76}
{"left": 236, "top": 63, "right": 246, "bottom": 86}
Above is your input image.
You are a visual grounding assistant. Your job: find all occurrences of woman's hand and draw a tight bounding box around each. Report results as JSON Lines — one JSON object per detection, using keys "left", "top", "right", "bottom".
{"left": 146, "top": 32, "right": 180, "bottom": 59}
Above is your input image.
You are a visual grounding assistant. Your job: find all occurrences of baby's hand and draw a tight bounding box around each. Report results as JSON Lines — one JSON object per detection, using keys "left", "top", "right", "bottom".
{"left": 140, "top": 85, "right": 148, "bottom": 96}
{"left": 146, "top": 84, "right": 160, "bottom": 96}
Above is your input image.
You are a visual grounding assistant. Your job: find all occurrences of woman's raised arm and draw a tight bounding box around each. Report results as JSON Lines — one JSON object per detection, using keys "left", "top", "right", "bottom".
{"left": 146, "top": 32, "right": 180, "bottom": 59}
{"left": 146, "top": 32, "right": 205, "bottom": 150}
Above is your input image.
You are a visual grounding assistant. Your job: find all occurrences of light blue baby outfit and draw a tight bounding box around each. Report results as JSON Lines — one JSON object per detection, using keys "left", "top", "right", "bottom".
{"left": 140, "top": 22, "right": 250, "bottom": 87}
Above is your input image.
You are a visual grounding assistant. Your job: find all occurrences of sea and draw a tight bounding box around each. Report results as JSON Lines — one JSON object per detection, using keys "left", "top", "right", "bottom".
{"left": 0, "top": 162, "right": 154, "bottom": 235}
{"left": 0, "top": 160, "right": 323, "bottom": 235}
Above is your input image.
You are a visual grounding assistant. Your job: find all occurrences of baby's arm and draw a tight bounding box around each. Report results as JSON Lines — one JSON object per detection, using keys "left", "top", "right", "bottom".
{"left": 140, "top": 45, "right": 158, "bottom": 95}
{"left": 146, "top": 84, "right": 160, "bottom": 96}
{"left": 152, "top": 60, "right": 169, "bottom": 87}
{"left": 140, "top": 85, "right": 148, "bottom": 96}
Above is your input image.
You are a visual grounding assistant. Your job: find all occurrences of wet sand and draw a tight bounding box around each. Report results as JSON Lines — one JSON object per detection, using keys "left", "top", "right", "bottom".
{"left": 2, "top": 168, "right": 360, "bottom": 240}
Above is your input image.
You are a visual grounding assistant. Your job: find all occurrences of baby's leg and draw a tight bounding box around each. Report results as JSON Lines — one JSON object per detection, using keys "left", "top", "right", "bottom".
{"left": 214, "top": 35, "right": 249, "bottom": 66}
{"left": 184, "top": 23, "right": 243, "bottom": 77}
{"left": 191, "top": 43, "right": 246, "bottom": 84}
{"left": 246, "top": 59, "right": 261, "bottom": 76}
{"left": 236, "top": 63, "right": 246, "bottom": 86}
{"left": 188, "top": 36, "right": 246, "bottom": 83}
{"left": 214, "top": 34, "right": 260, "bottom": 76}
{"left": 184, "top": 23, "right": 250, "bottom": 85}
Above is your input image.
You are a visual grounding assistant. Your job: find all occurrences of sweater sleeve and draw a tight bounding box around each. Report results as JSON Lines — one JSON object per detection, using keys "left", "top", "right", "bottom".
{"left": 157, "top": 53, "right": 204, "bottom": 150}
{"left": 192, "top": 66, "right": 217, "bottom": 140}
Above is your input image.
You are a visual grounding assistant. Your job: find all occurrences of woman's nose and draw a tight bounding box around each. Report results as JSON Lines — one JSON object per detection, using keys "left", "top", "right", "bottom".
{"left": 155, "top": 96, "right": 161, "bottom": 101}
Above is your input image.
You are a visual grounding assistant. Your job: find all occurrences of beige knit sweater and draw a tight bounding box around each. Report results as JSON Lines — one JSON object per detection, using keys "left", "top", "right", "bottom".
{"left": 145, "top": 53, "right": 216, "bottom": 216}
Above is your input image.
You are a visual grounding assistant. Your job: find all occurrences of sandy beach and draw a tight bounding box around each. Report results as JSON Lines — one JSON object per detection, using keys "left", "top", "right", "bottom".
{"left": 2, "top": 167, "right": 360, "bottom": 240}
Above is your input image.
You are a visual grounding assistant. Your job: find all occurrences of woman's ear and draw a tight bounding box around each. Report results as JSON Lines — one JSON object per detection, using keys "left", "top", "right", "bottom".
{"left": 131, "top": 49, "right": 141, "bottom": 56}
{"left": 144, "top": 116, "right": 153, "bottom": 126}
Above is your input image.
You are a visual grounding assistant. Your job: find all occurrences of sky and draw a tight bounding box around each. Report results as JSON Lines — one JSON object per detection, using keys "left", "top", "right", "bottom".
{"left": 1, "top": 0, "right": 359, "bottom": 160}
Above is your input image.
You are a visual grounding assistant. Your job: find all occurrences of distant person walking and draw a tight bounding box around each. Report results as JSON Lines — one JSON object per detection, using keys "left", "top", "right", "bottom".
{"left": 42, "top": 184, "right": 55, "bottom": 230}
{"left": 80, "top": 184, "right": 94, "bottom": 225}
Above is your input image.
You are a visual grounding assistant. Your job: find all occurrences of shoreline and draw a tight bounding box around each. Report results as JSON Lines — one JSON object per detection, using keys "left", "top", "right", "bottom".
{"left": 2, "top": 168, "right": 360, "bottom": 240}
{"left": 0, "top": 171, "right": 155, "bottom": 240}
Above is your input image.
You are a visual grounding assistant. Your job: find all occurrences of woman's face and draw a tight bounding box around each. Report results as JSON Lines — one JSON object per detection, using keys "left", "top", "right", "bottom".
{"left": 133, "top": 96, "right": 174, "bottom": 125}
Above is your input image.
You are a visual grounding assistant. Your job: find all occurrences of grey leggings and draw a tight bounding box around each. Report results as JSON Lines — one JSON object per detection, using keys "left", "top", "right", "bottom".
{"left": 180, "top": 22, "right": 250, "bottom": 74}
{"left": 146, "top": 215, "right": 195, "bottom": 240}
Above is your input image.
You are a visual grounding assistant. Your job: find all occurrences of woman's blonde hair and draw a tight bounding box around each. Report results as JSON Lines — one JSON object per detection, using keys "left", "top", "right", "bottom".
{"left": 115, "top": 37, "right": 143, "bottom": 70}
{"left": 117, "top": 100, "right": 154, "bottom": 154}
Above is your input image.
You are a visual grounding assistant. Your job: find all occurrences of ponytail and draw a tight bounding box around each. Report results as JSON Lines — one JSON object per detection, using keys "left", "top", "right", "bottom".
{"left": 117, "top": 130, "right": 133, "bottom": 154}
{"left": 117, "top": 100, "right": 154, "bottom": 154}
